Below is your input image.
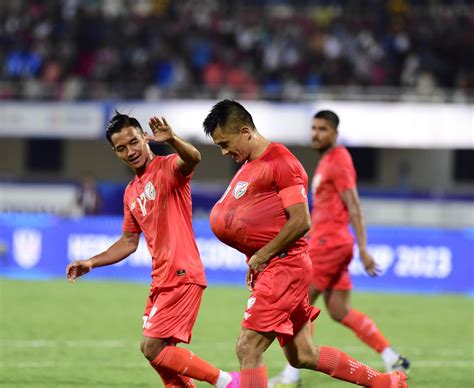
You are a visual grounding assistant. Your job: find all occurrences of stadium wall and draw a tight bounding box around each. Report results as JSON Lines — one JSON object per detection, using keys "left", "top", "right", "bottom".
{"left": 0, "top": 214, "right": 472, "bottom": 295}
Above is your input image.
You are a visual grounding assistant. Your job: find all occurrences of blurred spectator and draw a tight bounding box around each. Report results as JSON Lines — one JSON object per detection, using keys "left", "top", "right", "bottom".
{"left": 1, "top": 0, "right": 473, "bottom": 101}
{"left": 76, "top": 175, "right": 101, "bottom": 215}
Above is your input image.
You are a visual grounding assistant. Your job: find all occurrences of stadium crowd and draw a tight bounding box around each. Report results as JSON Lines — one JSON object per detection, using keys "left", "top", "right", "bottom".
{"left": 1, "top": 0, "right": 473, "bottom": 101}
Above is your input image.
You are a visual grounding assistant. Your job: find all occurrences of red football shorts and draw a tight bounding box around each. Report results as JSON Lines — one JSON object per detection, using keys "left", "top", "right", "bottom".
{"left": 242, "top": 252, "right": 321, "bottom": 347}
{"left": 310, "top": 243, "right": 354, "bottom": 291}
{"left": 142, "top": 283, "right": 205, "bottom": 344}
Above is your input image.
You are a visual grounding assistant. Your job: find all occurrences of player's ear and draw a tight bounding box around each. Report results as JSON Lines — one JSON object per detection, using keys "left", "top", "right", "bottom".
{"left": 240, "top": 126, "right": 251, "bottom": 139}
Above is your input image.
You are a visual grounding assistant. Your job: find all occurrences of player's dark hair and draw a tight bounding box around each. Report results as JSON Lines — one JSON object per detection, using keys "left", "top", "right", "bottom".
{"left": 106, "top": 111, "right": 143, "bottom": 145}
{"left": 314, "top": 110, "right": 339, "bottom": 129}
{"left": 203, "top": 99, "right": 255, "bottom": 136}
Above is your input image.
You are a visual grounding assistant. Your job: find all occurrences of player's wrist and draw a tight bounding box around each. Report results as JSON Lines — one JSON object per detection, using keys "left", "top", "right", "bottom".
{"left": 166, "top": 132, "right": 176, "bottom": 145}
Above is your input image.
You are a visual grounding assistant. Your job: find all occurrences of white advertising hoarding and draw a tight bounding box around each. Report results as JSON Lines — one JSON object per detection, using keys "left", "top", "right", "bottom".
{"left": 0, "top": 102, "right": 104, "bottom": 138}
{"left": 0, "top": 100, "right": 472, "bottom": 148}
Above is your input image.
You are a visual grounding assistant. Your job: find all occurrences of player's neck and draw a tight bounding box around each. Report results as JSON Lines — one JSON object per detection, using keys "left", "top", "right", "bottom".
{"left": 134, "top": 153, "right": 155, "bottom": 177}
{"left": 318, "top": 143, "right": 337, "bottom": 157}
{"left": 249, "top": 135, "right": 271, "bottom": 161}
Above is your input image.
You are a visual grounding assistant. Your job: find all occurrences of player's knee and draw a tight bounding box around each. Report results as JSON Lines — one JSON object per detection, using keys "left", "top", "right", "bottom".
{"left": 235, "top": 336, "right": 261, "bottom": 365}
{"left": 235, "top": 339, "right": 250, "bottom": 363}
{"left": 140, "top": 338, "right": 166, "bottom": 361}
{"left": 288, "top": 345, "right": 319, "bottom": 369}
{"left": 327, "top": 307, "right": 346, "bottom": 322}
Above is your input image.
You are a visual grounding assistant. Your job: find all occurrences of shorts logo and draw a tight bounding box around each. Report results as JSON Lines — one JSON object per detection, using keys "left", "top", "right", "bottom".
{"left": 143, "top": 306, "right": 157, "bottom": 330}
{"left": 246, "top": 296, "right": 256, "bottom": 310}
{"left": 243, "top": 312, "right": 252, "bottom": 320}
{"left": 144, "top": 182, "right": 156, "bottom": 200}
{"left": 301, "top": 187, "right": 307, "bottom": 198}
{"left": 233, "top": 181, "right": 249, "bottom": 199}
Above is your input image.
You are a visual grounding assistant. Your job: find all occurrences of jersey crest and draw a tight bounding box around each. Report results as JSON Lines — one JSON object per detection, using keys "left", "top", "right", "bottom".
{"left": 233, "top": 181, "right": 249, "bottom": 199}
{"left": 144, "top": 181, "right": 156, "bottom": 200}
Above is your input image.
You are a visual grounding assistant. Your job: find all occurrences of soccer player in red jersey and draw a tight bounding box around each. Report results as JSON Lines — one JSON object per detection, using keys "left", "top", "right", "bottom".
{"left": 203, "top": 100, "right": 407, "bottom": 388}
{"left": 66, "top": 112, "right": 239, "bottom": 388}
{"left": 271, "top": 110, "right": 410, "bottom": 387}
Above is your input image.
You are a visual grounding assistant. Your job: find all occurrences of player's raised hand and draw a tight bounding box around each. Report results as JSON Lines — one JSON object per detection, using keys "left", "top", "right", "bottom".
{"left": 147, "top": 116, "right": 174, "bottom": 144}
{"left": 359, "top": 248, "right": 381, "bottom": 277}
{"left": 66, "top": 260, "right": 93, "bottom": 282}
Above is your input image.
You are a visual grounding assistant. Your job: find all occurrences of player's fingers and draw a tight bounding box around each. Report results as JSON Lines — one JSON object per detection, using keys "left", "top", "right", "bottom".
{"left": 67, "top": 266, "right": 76, "bottom": 282}
{"left": 153, "top": 117, "right": 163, "bottom": 126}
{"left": 162, "top": 117, "right": 169, "bottom": 126}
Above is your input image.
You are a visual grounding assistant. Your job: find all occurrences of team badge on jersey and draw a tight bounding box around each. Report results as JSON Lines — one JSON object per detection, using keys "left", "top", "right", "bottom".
{"left": 233, "top": 181, "right": 249, "bottom": 199}
{"left": 144, "top": 181, "right": 156, "bottom": 200}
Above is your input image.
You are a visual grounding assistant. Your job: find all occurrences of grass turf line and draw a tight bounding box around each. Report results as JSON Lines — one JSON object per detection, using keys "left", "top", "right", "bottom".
{"left": 0, "top": 278, "right": 473, "bottom": 387}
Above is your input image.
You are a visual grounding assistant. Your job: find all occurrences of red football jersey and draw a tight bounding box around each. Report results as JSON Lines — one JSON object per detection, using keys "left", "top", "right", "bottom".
{"left": 210, "top": 143, "right": 309, "bottom": 258}
{"left": 310, "top": 146, "right": 356, "bottom": 250}
{"left": 122, "top": 154, "right": 206, "bottom": 288}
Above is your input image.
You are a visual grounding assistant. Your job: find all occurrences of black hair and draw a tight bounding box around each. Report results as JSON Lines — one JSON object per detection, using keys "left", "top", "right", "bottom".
{"left": 314, "top": 110, "right": 339, "bottom": 129}
{"left": 105, "top": 111, "right": 143, "bottom": 145}
{"left": 203, "top": 99, "right": 255, "bottom": 137}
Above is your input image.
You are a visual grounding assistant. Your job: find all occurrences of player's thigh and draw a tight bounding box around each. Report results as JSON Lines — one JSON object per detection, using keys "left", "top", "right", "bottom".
{"left": 282, "top": 321, "right": 318, "bottom": 369}
{"left": 324, "top": 289, "right": 352, "bottom": 321}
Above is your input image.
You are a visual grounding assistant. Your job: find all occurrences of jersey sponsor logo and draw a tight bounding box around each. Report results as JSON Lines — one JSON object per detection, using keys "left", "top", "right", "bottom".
{"left": 233, "top": 181, "right": 249, "bottom": 199}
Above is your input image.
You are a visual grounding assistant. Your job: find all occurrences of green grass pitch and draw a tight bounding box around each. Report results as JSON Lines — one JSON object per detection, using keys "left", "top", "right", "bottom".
{"left": 1, "top": 278, "right": 473, "bottom": 387}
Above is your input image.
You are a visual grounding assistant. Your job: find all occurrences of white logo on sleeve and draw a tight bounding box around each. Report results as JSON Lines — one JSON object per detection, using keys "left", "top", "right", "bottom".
{"left": 301, "top": 187, "right": 307, "bottom": 198}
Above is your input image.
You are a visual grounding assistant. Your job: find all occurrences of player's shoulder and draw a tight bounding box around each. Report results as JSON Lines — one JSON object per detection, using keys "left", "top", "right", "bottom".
{"left": 268, "top": 142, "right": 298, "bottom": 161}
{"left": 330, "top": 145, "right": 353, "bottom": 162}
{"left": 123, "top": 178, "right": 136, "bottom": 201}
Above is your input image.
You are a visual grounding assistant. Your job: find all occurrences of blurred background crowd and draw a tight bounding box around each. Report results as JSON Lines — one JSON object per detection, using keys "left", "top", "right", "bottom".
{"left": 2, "top": 0, "right": 473, "bottom": 101}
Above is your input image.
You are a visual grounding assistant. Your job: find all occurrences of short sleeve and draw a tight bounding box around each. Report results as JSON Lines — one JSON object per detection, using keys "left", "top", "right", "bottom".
{"left": 330, "top": 150, "right": 356, "bottom": 193}
{"left": 273, "top": 146, "right": 309, "bottom": 208}
{"left": 122, "top": 195, "right": 141, "bottom": 233}
{"left": 163, "top": 154, "right": 192, "bottom": 187}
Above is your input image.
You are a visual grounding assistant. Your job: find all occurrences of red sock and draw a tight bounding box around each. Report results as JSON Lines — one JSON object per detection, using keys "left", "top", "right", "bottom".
{"left": 341, "top": 309, "right": 390, "bottom": 353}
{"left": 151, "top": 346, "right": 220, "bottom": 385}
{"left": 316, "top": 346, "right": 381, "bottom": 386}
{"left": 240, "top": 365, "right": 267, "bottom": 388}
{"left": 152, "top": 364, "right": 196, "bottom": 387}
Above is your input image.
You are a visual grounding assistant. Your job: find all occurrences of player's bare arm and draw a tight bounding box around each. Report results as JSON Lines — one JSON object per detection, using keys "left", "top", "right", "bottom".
{"left": 148, "top": 116, "right": 201, "bottom": 176}
{"left": 66, "top": 231, "right": 140, "bottom": 282}
{"left": 340, "top": 188, "right": 379, "bottom": 276}
{"left": 248, "top": 202, "right": 311, "bottom": 271}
